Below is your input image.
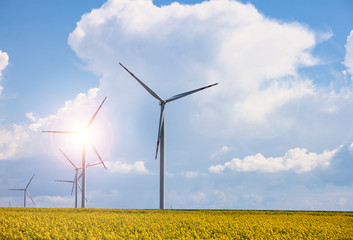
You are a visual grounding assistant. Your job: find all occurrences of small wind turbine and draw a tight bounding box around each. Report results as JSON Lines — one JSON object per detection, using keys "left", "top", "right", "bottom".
{"left": 119, "top": 62, "right": 218, "bottom": 209}
{"left": 42, "top": 96, "right": 107, "bottom": 208}
{"left": 8, "top": 174, "right": 36, "bottom": 207}
{"left": 55, "top": 149, "right": 103, "bottom": 208}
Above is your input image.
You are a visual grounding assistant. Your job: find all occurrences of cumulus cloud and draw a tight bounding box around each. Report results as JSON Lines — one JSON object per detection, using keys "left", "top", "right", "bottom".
{"left": 106, "top": 161, "right": 150, "bottom": 174}
{"left": 343, "top": 30, "right": 353, "bottom": 80}
{"left": 0, "top": 50, "right": 9, "bottom": 95}
{"left": 209, "top": 147, "right": 338, "bottom": 173}
{"left": 68, "top": 0, "right": 322, "bottom": 138}
{"left": 0, "top": 124, "right": 32, "bottom": 160}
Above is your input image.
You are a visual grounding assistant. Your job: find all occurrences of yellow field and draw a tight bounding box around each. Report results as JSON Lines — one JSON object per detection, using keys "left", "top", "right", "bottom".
{"left": 0, "top": 208, "right": 352, "bottom": 239}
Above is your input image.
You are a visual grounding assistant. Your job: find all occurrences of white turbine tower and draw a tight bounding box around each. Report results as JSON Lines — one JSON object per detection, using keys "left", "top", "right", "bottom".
{"left": 119, "top": 62, "right": 218, "bottom": 209}
{"left": 42, "top": 96, "right": 107, "bottom": 208}
{"left": 55, "top": 149, "right": 103, "bottom": 208}
{"left": 8, "top": 174, "right": 36, "bottom": 207}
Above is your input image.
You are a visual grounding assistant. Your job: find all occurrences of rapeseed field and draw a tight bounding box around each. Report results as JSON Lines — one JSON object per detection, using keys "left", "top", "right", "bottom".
{"left": 0, "top": 208, "right": 352, "bottom": 239}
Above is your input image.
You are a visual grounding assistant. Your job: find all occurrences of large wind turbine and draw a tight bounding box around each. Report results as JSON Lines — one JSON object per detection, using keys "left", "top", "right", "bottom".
{"left": 42, "top": 96, "right": 107, "bottom": 208}
{"left": 8, "top": 174, "right": 36, "bottom": 207}
{"left": 55, "top": 149, "right": 103, "bottom": 208}
{"left": 119, "top": 63, "right": 218, "bottom": 209}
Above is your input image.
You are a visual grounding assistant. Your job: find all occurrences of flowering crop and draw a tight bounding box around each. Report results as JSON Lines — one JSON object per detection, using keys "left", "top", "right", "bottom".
{"left": 0, "top": 208, "right": 352, "bottom": 239}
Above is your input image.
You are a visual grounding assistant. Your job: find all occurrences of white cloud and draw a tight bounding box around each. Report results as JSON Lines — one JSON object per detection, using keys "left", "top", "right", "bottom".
{"left": 25, "top": 112, "right": 36, "bottom": 122}
{"left": 343, "top": 30, "right": 353, "bottom": 80}
{"left": 29, "top": 87, "right": 100, "bottom": 132}
{"left": 0, "top": 124, "right": 31, "bottom": 160}
{"left": 0, "top": 50, "right": 8, "bottom": 79}
{"left": 209, "top": 147, "right": 338, "bottom": 173}
{"left": 106, "top": 161, "right": 150, "bottom": 174}
{"left": 0, "top": 50, "right": 9, "bottom": 95}
{"left": 67, "top": 0, "right": 323, "bottom": 138}
{"left": 236, "top": 80, "right": 314, "bottom": 125}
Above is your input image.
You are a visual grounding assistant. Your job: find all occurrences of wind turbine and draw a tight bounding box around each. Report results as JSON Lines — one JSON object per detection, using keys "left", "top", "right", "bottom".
{"left": 55, "top": 149, "right": 103, "bottom": 208}
{"left": 42, "top": 96, "right": 107, "bottom": 208}
{"left": 8, "top": 174, "right": 36, "bottom": 207}
{"left": 119, "top": 62, "right": 218, "bottom": 209}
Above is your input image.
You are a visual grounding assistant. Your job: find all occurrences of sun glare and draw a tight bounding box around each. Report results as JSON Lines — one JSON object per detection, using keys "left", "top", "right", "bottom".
{"left": 48, "top": 105, "right": 113, "bottom": 163}
{"left": 75, "top": 130, "right": 89, "bottom": 144}
{"left": 70, "top": 127, "right": 97, "bottom": 147}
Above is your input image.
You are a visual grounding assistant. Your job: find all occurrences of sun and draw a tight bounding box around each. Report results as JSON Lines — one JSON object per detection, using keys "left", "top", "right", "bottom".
{"left": 71, "top": 127, "right": 96, "bottom": 146}
{"left": 75, "top": 129, "right": 90, "bottom": 144}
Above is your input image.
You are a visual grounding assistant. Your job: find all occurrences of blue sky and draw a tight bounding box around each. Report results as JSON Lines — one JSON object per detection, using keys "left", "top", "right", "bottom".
{"left": 1, "top": 0, "right": 353, "bottom": 210}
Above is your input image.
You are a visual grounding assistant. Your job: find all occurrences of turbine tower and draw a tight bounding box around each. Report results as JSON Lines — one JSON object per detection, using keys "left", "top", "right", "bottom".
{"left": 42, "top": 96, "right": 107, "bottom": 208}
{"left": 119, "top": 63, "right": 218, "bottom": 209}
{"left": 55, "top": 149, "right": 104, "bottom": 208}
{"left": 8, "top": 174, "right": 36, "bottom": 207}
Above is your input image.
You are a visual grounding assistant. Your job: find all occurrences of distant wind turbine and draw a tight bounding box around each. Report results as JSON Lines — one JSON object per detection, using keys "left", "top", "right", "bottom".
{"left": 42, "top": 96, "right": 107, "bottom": 208}
{"left": 55, "top": 149, "right": 103, "bottom": 208}
{"left": 119, "top": 62, "right": 218, "bottom": 209}
{"left": 8, "top": 174, "right": 36, "bottom": 207}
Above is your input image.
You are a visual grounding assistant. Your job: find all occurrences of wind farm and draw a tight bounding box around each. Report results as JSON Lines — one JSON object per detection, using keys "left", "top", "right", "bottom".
{"left": 2, "top": 0, "right": 353, "bottom": 238}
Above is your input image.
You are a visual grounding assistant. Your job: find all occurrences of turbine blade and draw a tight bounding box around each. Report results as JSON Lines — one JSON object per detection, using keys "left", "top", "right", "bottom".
{"left": 26, "top": 191, "right": 35, "bottom": 205}
{"left": 78, "top": 173, "right": 83, "bottom": 181}
{"left": 155, "top": 104, "right": 165, "bottom": 160}
{"left": 59, "top": 149, "right": 78, "bottom": 170}
{"left": 42, "top": 131, "right": 76, "bottom": 134}
{"left": 87, "top": 162, "right": 102, "bottom": 168}
{"left": 86, "top": 96, "right": 107, "bottom": 130}
{"left": 72, "top": 171, "right": 78, "bottom": 195}
{"left": 77, "top": 182, "right": 82, "bottom": 192}
{"left": 119, "top": 63, "right": 164, "bottom": 102}
{"left": 26, "top": 174, "right": 35, "bottom": 189}
{"left": 54, "top": 180, "right": 74, "bottom": 183}
{"left": 166, "top": 83, "right": 218, "bottom": 103}
{"left": 89, "top": 141, "right": 107, "bottom": 169}
{"left": 8, "top": 189, "right": 25, "bottom": 191}
{"left": 71, "top": 182, "right": 75, "bottom": 196}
